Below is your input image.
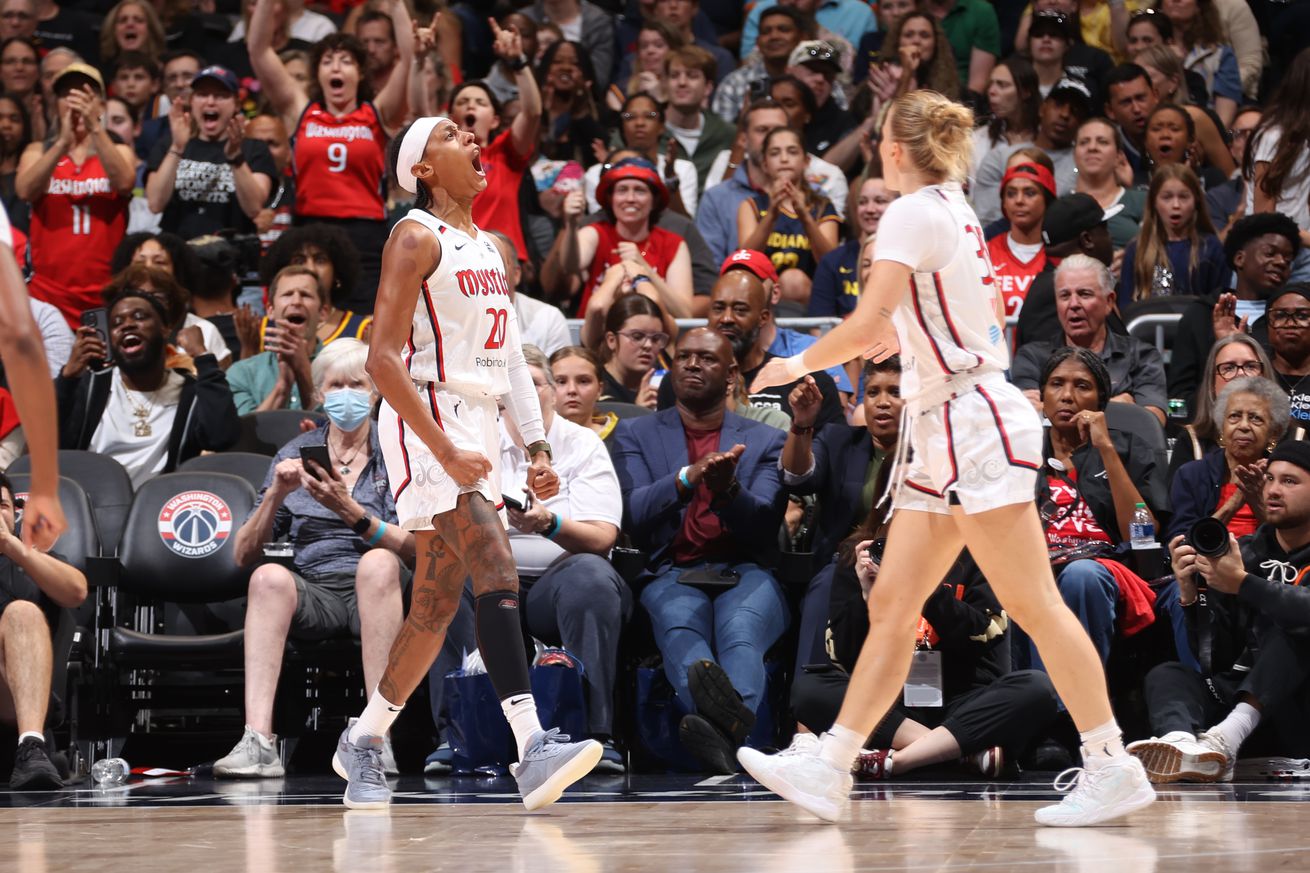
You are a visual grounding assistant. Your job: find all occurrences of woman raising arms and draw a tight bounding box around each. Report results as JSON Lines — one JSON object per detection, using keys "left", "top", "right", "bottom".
{"left": 248, "top": 0, "right": 414, "bottom": 311}
{"left": 741, "top": 90, "right": 1155, "bottom": 828}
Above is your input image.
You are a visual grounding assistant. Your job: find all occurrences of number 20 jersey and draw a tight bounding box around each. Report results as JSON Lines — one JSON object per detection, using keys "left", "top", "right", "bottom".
{"left": 395, "top": 209, "right": 520, "bottom": 398}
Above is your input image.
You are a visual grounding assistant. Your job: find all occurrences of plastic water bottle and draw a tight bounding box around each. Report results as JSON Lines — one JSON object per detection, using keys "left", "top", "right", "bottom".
{"left": 91, "top": 758, "right": 129, "bottom": 785}
{"left": 1129, "top": 503, "right": 1155, "bottom": 551}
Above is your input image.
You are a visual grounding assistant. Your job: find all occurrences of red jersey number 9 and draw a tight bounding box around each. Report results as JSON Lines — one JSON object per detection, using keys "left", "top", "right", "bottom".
{"left": 327, "top": 143, "right": 348, "bottom": 173}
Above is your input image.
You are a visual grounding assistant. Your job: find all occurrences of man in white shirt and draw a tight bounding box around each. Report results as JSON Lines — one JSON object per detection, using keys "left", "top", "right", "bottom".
{"left": 55, "top": 290, "right": 240, "bottom": 487}
{"left": 488, "top": 231, "right": 571, "bottom": 356}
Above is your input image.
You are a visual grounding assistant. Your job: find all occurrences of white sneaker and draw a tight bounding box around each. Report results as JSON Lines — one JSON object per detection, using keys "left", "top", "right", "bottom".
{"left": 778, "top": 733, "right": 821, "bottom": 756}
{"left": 1127, "top": 730, "right": 1231, "bottom": 783}
{"left": 213, "top": 726, "right": 285, "bottom": 778}
{"left": 1034, "top": 756, "right": 1156, "bottom": 827}
{"left": 737, "top": 744, "right": 853, "bottom": 823}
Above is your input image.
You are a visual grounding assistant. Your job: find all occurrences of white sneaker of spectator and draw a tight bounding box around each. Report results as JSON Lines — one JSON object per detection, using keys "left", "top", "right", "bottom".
{"left": 1127, "top": 730, "right": 1234, "bottom": 783}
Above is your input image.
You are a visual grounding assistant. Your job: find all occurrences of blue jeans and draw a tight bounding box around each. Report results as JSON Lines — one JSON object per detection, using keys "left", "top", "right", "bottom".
{"left": 1024, "top": 559, "right": 1118, "bottom": 672}
{"left": 1151, "top": 577, "right": 1201, "bottom": 671}
{"left": 640, "top": 562, "right": 790, "bottom": 714}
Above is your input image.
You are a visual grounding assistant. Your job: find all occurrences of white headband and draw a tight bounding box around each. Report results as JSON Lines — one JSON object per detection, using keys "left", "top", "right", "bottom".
{"left": 396, "top": 116, "right": 448, "bottom": 195}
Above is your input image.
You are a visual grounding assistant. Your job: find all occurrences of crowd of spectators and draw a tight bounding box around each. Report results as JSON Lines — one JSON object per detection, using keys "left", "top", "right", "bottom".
{"left": 9, "top": 0, "right": 1310, "bottom": 789}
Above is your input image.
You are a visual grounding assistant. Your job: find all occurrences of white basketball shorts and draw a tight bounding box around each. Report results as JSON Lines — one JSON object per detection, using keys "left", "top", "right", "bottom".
{"left": 895, "top": 375, "right": 1042, "bottom": 515}
{"left": 379, "top": 382, "right": 505, "bottom": 531}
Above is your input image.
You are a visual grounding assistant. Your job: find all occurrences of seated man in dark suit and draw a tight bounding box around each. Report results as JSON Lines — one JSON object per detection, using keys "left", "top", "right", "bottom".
{"left": 0, "top": 473, "right": 87, "bottom": 789}
{"left": 782, "top": 356, "right": 902, "bottom": 676}
{"left": 656, "top": 251, "right": 846, "bottom": 426}
{"left": 611, "top": 328, "right": 789, "bottom": 774}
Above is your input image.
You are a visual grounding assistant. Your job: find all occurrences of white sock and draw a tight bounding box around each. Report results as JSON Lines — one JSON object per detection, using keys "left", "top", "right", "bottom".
{"left": 1080, "top": 719, "right": 1126, "bottom": 764}
{"left": 17, "top": 731, "right": 43, "bottom": 746}
{"left": 818, "top": 724, "right": 864, "bottom": 772}
{"left": 1207, "top": 702, "right": 1261, "bottom": 753}
{"left": 502, "top": 693, "right": 543, "bottom": 759}
{"left": 349, "top": 690, "right": 404, "bottom": 744}
{"left": 884, "top": 750, "right": 895, "bottom": 776}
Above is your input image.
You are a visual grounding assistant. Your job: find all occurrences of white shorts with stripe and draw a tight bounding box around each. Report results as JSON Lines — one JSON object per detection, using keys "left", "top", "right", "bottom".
{"left": 378, "top": 382, "right": 505, "bottom": 531}
{"left": 894, "top": 375, "right": 1042, "bottom": 515}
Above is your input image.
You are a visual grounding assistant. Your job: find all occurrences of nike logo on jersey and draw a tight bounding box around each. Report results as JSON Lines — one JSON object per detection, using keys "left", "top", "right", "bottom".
{"left": 454, "top": 242, "right": 467, "bottom": 250}
{"left": 838, "top": 266, "right": 853, "bottom": 274}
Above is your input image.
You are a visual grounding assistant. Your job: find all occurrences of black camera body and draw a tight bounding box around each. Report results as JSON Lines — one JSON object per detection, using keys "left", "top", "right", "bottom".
{"left": 1187, "top": 516, "right": 1231, "bottom": 559}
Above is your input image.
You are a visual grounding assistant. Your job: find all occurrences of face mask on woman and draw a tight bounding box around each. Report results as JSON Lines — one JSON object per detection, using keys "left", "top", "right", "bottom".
{"left": 323, "top": 387, "right": 372, "bottom": 431}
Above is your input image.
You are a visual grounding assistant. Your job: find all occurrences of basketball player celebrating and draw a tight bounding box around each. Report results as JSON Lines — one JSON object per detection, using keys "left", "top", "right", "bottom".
{"left": 249, "top": 0, "right": 414, "bottom": 310}
{"left": 332, "top": 117, "right": 602, "bottom": 810}
{"left": 742, "top": 91, "right": 1156, "bottom": 827}
{"left": 0, "top": 201, "right": 64, "bottom": 551}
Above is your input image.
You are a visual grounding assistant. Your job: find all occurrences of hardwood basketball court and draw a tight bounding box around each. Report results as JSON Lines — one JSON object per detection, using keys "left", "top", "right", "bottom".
{"left": 3, "top": 774, "right": 1307, "bottom": 871}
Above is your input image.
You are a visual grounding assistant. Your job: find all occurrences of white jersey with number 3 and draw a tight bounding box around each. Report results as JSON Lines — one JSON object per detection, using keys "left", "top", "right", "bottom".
{"left": 394, "top": 208, "right": 520, "bottom": 397}
{"left": 874, "top": 183, "right": 1009, "bottom": 404}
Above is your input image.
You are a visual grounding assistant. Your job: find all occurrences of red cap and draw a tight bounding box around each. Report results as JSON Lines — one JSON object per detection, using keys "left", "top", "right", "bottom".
{"left": 720, "top": 249, "right": 779, "bottom": 284}
{"left": 1001, "top": 162, "right": 1057, "bottom": 199}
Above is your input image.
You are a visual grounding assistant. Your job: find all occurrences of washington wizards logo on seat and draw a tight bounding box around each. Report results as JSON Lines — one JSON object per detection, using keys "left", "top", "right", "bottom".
{"left": 158, "top": 491, "right": 233, "bottom": 558}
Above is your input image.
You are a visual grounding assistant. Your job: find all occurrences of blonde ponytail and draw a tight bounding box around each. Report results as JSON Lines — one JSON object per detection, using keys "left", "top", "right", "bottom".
{"left": 889, "top": 91, "right": 975, "bottom": 184}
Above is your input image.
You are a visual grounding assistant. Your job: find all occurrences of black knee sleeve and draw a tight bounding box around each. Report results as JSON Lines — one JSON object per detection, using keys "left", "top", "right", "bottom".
{"left": 475, "top": 591, "right": 532, "bottom": 699}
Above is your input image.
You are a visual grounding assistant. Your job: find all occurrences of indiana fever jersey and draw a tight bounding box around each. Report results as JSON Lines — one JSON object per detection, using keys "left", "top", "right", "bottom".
{"left": 874, "top": 183, "right": 1009, "bottom": 404}
{"left": 396, "top": 209, "right": 521, "bottom": 397}
{"left": 292, "top": 101, "right": 386, "bottom": 220}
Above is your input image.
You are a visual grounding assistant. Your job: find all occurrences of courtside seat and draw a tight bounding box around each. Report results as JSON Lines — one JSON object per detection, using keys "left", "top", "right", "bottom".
{"left": 7, "top": 450, "right": 133, "bottom": 556}
{"left": 179, "top": 451, "right": 273, "bottom": 494}
{"left": 234, "top": 410, "right": 327, "bottom": 455}
{"left": 107, "top": 472, "right": 256, "bottom": 669}
{"left": 6, "top": 475, "right": 99, "bottom": 571}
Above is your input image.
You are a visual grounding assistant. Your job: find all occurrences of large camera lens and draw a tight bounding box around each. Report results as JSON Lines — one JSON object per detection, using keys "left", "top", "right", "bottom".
{"left": 1188, "top": 517, "right": 1230, "bottom": 559}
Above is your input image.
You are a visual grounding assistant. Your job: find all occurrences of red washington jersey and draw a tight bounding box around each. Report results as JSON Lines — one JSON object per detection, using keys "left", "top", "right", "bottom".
{"left": 292, "top": 101, "right": 386, "bottom": 221}
{"left": 28, "top": 154, "right": 128, "bottom": 326}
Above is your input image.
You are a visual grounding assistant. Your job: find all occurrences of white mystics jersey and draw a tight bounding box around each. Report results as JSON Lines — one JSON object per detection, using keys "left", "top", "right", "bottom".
{"left": 395, "top": 208, "right": 521, "bottom": 396}
{"left": 874, "top": 183, "right": 1009, "bottom": 404}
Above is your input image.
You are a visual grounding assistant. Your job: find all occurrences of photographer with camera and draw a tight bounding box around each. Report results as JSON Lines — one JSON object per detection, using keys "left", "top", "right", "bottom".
{"left": 1129, "top": 440, "right": 1310, "bottom": 783}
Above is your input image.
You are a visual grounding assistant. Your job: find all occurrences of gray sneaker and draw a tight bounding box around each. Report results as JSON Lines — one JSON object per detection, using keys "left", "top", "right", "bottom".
{"left": 348, "top": 718, "right": 399, "bottom": 776}
{"left": 213, "top": 726, "right": 285, "bottom": 778}
{"left": 511, "top": 729, "right": 603, "bottom": 811}
{"left": 332, "top": 727, "right": 391, "bottom": 809}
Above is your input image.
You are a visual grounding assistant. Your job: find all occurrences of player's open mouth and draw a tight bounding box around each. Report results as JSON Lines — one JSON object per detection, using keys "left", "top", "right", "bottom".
{"left": 472, "top": 147, "right": 484, "bottom": 175}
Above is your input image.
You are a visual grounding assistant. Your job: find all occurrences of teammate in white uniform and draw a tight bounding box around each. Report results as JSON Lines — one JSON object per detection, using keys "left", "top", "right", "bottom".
{"left": 332, "top": 117, "right": 601, "bottom": 811}
{"left": 0, "top": 200, "right": 64, "bottom": 550}
{"left": 739, "top": 91, "right": 1155, "bottom": 827}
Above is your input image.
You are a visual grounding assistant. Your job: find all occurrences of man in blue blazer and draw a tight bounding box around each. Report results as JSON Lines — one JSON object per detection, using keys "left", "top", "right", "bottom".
{"left": 611, "top": 327, "right": 789, "bottom": 774}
